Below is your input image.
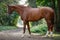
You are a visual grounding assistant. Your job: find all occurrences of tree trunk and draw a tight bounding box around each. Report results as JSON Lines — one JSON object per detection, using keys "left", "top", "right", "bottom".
{"left": 56, "top": 0, "right": 60, "bottom": 32}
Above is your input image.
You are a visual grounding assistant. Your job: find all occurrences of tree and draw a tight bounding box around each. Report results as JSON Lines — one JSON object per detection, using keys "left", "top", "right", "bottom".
{"left": 56, "top": 0, "right": 60, "bottom": 32}
{"left": 0, "top": 0, "right": 19, "bottom": 26}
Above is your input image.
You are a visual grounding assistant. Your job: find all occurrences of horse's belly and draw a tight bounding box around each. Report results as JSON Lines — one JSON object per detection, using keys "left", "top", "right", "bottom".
{"left": 28, "top": 15, "right": 40, "bottom": 21}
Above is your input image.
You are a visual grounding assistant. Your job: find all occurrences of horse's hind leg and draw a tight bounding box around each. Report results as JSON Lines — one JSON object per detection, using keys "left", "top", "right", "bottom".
{"left": 46, "top": 20, "right": 54, "bottom": 37}
{"left": 49, "top": 24, "right": 54, "bottom": 37}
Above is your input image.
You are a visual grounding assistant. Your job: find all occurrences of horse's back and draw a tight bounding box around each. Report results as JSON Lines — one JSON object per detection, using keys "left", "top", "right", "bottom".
{"left": 23, "top": 6, "right": 54, "bottom": 22}
{"left": 24, "top": 8, "right": 41, "bottom": 21}
{"left": 39, "top": 7, "right": 54, "bottom": 13}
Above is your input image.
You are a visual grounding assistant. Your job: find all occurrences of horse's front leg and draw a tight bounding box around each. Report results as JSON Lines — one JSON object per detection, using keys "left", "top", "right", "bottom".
{"left": 21, "top": 21, "right": 26, "bottom": 37}
{"left": 26, "top": 22, "right": 31, "bottom": 34}
{"left": 23, "top": 21, "right": 26, "bottom": 34}
{"left": 26, "top": 22, "right": 31, "bottom": 37}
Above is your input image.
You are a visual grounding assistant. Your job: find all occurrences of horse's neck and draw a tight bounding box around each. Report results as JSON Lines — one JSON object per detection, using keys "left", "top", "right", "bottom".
{"left": 15, "top": 6, "right": 24, "bottom": 16}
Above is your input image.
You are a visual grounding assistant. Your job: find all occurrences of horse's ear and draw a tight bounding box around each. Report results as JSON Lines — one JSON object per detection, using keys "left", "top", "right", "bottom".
{"left": 7, "top": 4, "right": 10, "bottom": 7}
{"left": 27, "top": 5, "right": 31, "bottom": 8}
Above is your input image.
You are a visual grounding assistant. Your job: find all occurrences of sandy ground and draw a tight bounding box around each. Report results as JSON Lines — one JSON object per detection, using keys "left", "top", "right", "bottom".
{"left": 0, "top": 28, "right": 53, "bottom": 40}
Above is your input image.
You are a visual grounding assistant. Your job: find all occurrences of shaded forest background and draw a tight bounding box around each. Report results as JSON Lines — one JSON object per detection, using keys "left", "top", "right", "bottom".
{"left": 0, "top": 0, "right": 60, "bottom": 32}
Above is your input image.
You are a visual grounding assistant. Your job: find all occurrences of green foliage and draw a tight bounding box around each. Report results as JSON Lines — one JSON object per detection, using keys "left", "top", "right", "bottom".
{"left": 28, "top": 0, "right": 37, "bottom": 7}
{"left": 30, "top": 23, "right": 47, "bottom": 35}
{"left": 36, "top": 0, "right": 54, "bottom": 7}
{"left": 54, "top": 34, "right": 60, "bottom": 40}
{"left": 0, "top": 0, "right": 19, "bottom": 26}
{"left": 30, "top": 19, "right": 48, "bottom": 35}
{"left": 0, "top": 26, "right": 17, "bottom": 31}
{"left": 0, "top": 3, "right": 8, "bottom": 25}
{"left": 36, "top": 0, "right": 45, "bottom": 6}
{"left": 8, "top": 11, "right": 19, "bottom": 26}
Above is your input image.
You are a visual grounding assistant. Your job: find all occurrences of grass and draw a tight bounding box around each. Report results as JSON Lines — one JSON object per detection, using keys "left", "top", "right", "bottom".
{"left": 53, "top": 33, "right": 60, "bottom": 40}
{"left": 0, "top": 26, "right": 18, "bottom": 31}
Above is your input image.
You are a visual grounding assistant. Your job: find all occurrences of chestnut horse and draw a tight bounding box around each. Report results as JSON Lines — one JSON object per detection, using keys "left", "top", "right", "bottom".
{"left": 7, "top": 5, "right": 54, "bottom": 37}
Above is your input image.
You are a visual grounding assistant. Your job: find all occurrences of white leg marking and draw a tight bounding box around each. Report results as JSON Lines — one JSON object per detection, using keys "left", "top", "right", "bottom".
{"left": 44, "top": 31, "right": 49, "bottom": 37}
{"left": 42, "top": 31, "right": 49, "bottom": 37}
{"left": 46, "top": 31, "right": 49, "bottom": 36}
{"left": 50, "top": 31, "right": 53, "bottom": 37}
{"left": 21, "top": 33, "right": 25, "bottom": 38}
{"left": 27, "top": 34, "right": 31, "bottom": 38}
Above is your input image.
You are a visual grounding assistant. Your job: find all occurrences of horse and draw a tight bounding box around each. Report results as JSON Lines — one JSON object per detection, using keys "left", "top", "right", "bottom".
{"left": 7, "top": 5, "right": 54, "bottom": 37}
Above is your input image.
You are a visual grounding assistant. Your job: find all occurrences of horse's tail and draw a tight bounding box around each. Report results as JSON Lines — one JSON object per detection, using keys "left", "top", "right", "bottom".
{"left": 51, "top": 17, "right": 54, "bottom": 25}
{"left": 51, "top": 11, "right": 54, "bottom": 25}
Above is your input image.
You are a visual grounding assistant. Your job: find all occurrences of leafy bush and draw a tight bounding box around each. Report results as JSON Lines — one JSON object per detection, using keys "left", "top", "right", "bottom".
{"left": 30, "top": 19, "right": 48, "bottom": 35}
{"left": 8, "top": 11, "right": 19, "bottom": 26}
{"left": 0, "top": 2, "right": 19, "bottom": 26}
{"left": 0, "top": 0, "right": 19, "bottom": 26}
{"left": 0, "top": 26, "right": 17, "bottom": 31}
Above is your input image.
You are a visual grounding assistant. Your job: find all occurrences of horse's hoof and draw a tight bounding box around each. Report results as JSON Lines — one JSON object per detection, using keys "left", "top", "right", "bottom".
{"left": 28, "top": 34, "right": 31, "bottom": 38}
{"left": 21, "top": 34, "right": 25, "bottom": 38}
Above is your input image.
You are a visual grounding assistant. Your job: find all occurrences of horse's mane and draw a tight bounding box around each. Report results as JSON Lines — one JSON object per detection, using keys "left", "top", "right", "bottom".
{"left": 17, "top": 5, "right": 31, "bottom": 8}
{"left": 7, "top": 4, "right": 32, "bottom": 9}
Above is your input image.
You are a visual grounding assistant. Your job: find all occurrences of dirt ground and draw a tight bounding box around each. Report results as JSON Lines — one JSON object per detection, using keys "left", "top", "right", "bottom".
{"left": 0, "top": 28, "right": 53, "bottom": 40}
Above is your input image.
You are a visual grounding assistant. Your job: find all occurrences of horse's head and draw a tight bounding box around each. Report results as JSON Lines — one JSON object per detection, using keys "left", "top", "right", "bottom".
{"left": 7, "top": 5, "right": 27, "bottom": 16}
{"left": 7, "top": 5, "right": 15, "bottom": 15}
